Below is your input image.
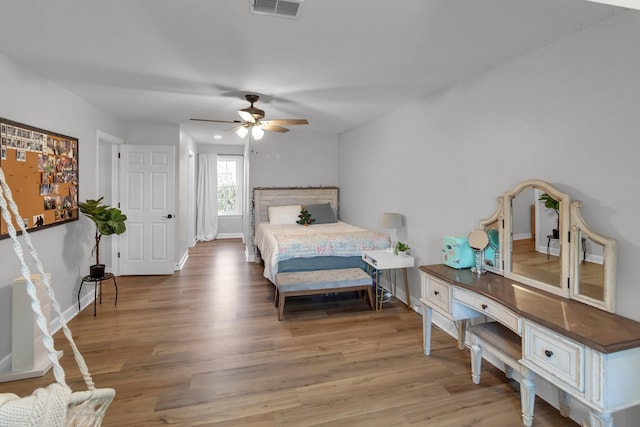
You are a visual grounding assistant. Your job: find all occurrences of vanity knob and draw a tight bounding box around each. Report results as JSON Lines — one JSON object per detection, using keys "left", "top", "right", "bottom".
{"left": 544, "top": 350, "right": 554, "bottom": 358}
{"left": 481, "top": 304, "right": 488, "bottom": 310}
{"left": 434, "top": 290, "right": 440, "bottom": 296}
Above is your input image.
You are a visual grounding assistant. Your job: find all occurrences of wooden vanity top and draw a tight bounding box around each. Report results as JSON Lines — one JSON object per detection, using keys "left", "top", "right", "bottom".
{"left": 420, "top": 264, "right": 640, "bottom": 354}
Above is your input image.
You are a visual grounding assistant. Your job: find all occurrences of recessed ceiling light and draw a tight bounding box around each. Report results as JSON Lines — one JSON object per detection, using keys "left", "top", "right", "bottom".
{"left": 213, "top": 134, "right": 222, "bottom": 140}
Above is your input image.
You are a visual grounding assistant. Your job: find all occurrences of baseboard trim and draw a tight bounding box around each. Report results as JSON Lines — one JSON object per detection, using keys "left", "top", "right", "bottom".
{"left": 175, "top": 250, "right": 189, "bottom": 271}
{"left": 216, "top": 233, "right": 244, "bottom": 239}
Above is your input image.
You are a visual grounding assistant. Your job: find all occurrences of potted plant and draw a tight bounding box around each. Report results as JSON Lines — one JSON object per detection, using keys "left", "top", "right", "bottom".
{"left": 394, "top": 241, "right": 410, "bottom": 256}
{"left": 296, "top": 207, "right": 315, "bottom": 226}
{"left": 78, "top": 197, "right": 127, "bottom": 278}
{"left": 539, "top": 193, "right": 560, "bottom": 238}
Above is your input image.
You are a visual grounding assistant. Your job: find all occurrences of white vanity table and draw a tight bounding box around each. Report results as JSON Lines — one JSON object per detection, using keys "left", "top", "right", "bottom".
{"left": 420, "top": 265, "right": 640, "bottom": 427}
{"left": 420, "top": 180, "right": 639, "bottom": 427}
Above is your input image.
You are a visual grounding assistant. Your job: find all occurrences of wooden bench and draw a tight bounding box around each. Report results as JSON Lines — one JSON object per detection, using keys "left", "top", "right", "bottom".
{"left": 275, "top": 268, "right": 374, "bottom": 320}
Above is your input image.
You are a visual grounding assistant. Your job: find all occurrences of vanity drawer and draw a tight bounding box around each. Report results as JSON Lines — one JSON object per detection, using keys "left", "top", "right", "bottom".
{"left": 523, "top": 321, "right": 584, "bottom": 392}
{"left": 423, "top": 275, "right": 451, "bottom": 313}
{"left": 453, "top": 287, "right": 521, "bottom": 334}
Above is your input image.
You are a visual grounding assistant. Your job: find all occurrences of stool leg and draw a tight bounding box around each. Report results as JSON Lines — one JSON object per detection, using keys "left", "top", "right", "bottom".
{"left": 78, "top": 280, "right": 84, "bottom": 312}
{"left": 93, "top": 280, "right": 97, "bottom": 316}
{"left": 111, "top": 275, "right": 118, "bottom": 307}
{"left": 470, "top": 343, "right": 482, "bottom": 384}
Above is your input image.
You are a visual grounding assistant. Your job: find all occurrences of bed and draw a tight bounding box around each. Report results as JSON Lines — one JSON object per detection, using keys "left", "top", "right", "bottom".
{"left": 252, "top": 187, "right": 390, "bottom": 283}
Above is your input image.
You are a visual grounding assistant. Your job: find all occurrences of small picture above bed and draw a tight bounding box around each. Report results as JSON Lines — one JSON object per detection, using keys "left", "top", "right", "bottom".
{"left": 304, "top": 202, "right": 338, "bottom": 224}
{"left": 268, "top": 204, "right": 302, "bottom": 225}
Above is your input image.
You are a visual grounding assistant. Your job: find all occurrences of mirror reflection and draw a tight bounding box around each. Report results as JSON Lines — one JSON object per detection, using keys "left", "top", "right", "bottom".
{"left": 481, "top": 180, "right": 615, "bottom": 312}
{"left": 570, "top": 200, "right": 616, "bottom": 312}
{"left": 510, "top": 187, "right": 562, "bottom": 288}
{"left": 576, "top": 234, "right": 606, "bottom": 301}
{"left": 483, "top": 222, "right": 500, "bottom": 269}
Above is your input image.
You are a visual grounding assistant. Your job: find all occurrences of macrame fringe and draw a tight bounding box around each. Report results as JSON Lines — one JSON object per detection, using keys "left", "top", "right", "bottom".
{"left": 0, "top": 166, "right": 115, "bottom": 426}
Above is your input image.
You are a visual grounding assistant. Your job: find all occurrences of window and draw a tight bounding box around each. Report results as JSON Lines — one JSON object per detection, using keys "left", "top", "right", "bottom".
{"left": 217, "top": 155, "right": 243, "bottom": 216}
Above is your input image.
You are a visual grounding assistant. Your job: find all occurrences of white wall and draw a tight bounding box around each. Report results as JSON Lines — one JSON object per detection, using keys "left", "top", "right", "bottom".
{"left": 338, "top": 10, "right": 640, "bottom": 426}
{"left": 0, "top": 52, "right": 124, "bottom": 361}
{"left": 250, "top": 131, "right": 339, "bottom": 188}
{"left": 178, "top": 129, "right": 197, "bottom": 259}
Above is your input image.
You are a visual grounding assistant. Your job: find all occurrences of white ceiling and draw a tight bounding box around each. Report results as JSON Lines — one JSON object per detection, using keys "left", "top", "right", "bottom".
{"left": 0, "top": 0, "right": 623, "bottom": 145}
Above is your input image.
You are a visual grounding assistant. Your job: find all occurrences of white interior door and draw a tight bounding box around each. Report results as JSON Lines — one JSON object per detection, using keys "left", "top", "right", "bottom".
{"left": 119, "top": 144, "right": 175, "bottom": 275}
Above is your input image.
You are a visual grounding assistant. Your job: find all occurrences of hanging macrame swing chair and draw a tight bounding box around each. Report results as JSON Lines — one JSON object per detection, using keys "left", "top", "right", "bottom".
{"left": 0, "top": 167, "right": 115, "bottom": 427}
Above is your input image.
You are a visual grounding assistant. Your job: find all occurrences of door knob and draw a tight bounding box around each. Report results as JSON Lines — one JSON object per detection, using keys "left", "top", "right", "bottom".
{"left": 163, "top": 214, "right": 173, "bottom": 219}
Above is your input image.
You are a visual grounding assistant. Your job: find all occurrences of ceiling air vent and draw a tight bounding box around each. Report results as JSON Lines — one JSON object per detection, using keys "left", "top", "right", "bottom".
{"left": 250, "top": 0, "right": 305, "bottom": 18}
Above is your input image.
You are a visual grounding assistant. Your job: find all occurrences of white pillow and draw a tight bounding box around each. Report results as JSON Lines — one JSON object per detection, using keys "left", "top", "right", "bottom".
{"left": 268, "top": 204, "right": 302, "bottom": 225}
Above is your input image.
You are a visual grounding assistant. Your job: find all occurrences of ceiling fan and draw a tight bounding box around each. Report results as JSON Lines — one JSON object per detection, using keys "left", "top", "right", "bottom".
{"left": 190, "top": 94, "right": 309, "bottom": 140}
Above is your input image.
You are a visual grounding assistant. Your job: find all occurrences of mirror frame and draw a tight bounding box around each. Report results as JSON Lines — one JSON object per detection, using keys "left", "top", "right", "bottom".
{"left": 570, "top": 201, "right": 616, "bottom": 313}
{"left": 479, "top": 196, "right": 504, "bottom": 275}
{"left": 502, "top": 179, "right": 571, "bottom": 298}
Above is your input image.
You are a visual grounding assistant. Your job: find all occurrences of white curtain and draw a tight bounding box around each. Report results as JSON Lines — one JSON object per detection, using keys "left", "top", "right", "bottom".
{"left": 196, "top": 154, "right": 218, "bottom": 241}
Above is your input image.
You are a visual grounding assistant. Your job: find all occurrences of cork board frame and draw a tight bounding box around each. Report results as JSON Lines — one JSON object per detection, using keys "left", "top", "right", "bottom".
{"left": 0, "top": 118, "right": 79, "bottom": 238}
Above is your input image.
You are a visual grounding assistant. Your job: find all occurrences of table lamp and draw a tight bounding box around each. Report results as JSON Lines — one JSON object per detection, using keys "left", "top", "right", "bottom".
{"left": 382, "top": 212, "right": 403, "bottom": 252}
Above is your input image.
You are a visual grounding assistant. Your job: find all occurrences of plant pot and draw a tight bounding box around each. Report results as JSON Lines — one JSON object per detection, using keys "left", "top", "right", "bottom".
{"left": 89, "top": 264, "right": 105, "bottom": 279}
{"left": 552, "top": 229, "right": 560, "bottom": 239}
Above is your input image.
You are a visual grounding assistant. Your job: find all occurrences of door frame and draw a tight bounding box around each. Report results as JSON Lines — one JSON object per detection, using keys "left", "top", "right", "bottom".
{"left": 96, "top": 129, "right": 123, "bottom": 276}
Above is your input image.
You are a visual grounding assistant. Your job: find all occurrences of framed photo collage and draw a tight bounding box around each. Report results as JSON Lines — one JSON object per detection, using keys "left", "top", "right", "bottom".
{"left": 0, "top": 118, "right": 79, "bottom": 238}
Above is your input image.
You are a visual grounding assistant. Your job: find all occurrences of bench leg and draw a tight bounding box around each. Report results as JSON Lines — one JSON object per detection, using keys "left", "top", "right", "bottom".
{"left": 274, "top": 287, "right": 279, "bottom": 307}
{"left": 470, "top": 343, "right": 482, "bottom": 384}
{"left": 365, "top": 286, "right": 374, "bottom": 311}
{"left": 278, "top": 293, "right": 286, "bottom": 321}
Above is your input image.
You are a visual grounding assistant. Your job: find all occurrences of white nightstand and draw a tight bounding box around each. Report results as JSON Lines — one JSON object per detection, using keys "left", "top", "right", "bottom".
{"left": 362, "top": 249, "right": 414, "bottom": 311}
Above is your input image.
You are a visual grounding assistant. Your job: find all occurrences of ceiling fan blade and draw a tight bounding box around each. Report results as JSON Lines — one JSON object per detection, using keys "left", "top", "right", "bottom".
{"left": 261, "top": 119, "right": 309, "bottom": 126}
{"left": 190, "top": 118, "right": 241, "bottom": 124}
{"left": 261, "top": 124, "right": 290, "bottom": 133}
{"left": 237, "top": 110, "right": 256, "bottom": 123}
{"left": 225, "top": 124, "right": 246, "bottom": 132}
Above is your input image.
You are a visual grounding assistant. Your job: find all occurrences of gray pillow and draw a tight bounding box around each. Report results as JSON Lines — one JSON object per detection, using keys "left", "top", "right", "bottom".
{"left": 304, "top": 203, "right": 337, "bottom": 224}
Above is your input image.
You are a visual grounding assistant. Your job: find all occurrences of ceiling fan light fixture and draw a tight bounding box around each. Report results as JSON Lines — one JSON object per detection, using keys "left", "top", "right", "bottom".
{"left": 252, "top": 126, "right": 265, "bottom": 140}
{"left": 236, "top": 126, "right": 249, "bottom": 138}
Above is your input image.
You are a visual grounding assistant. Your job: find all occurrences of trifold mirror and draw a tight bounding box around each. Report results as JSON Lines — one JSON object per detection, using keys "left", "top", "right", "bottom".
{"left": 478, "top": 179, "right": 616, "bottom": 313}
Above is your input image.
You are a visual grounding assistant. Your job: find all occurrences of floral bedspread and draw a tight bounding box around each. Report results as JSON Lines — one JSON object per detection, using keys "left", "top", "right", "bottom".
{"left": 255, "top": 221, "right": 390, "bottom": 281}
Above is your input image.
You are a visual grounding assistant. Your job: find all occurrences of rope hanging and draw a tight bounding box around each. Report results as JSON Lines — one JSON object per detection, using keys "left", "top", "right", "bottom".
{"left": 0, "top": 166, "right": 115, "bottom": 427}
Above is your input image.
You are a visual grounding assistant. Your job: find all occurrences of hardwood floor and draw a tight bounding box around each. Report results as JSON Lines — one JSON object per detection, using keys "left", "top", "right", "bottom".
{"left": 0, "top": 239, "right": 578, "bottom": 426}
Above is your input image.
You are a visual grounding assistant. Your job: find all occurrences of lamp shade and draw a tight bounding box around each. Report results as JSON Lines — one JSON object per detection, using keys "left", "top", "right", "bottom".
{"left": 235, "top": 126, "right": 249, "bottom": 138}
{"left": 382, "top": 212, "right": 402, "bottom": 229}
{"left": 252, "top": 126, "right": 264, "bottom": 140}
